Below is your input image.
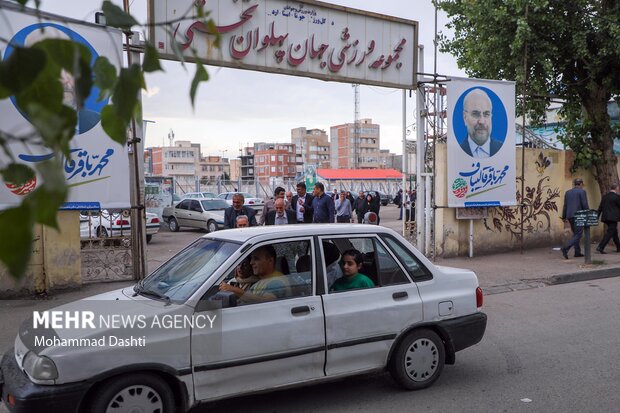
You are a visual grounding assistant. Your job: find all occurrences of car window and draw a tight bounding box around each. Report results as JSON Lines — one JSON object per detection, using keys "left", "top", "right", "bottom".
{"left": 381, "top": 235, "right": 433, "bottom": 282}
{"left": 201, "top": 200, "right": 229, "bottom": 210}
{"left": 203, "top": 239, "right": 314, "bottom": 307}
{"left": 176, "top": 200, "right": 190, "bottom": 210}
{"left": 140, "top": 238, "right": 240, "bottom": 302}
{"left": 189, "top": 200, "right": 202, "bottom": 212}
{"left": 218, "top": 194, "right": 226, "bottom": 199}
{"left": 202, "top": 192, "right": 217, "bottom": 198}
{"left": 375, "top": 240, "right": 410, "bottom": 286}
{"left": 321, "top": 237, "right": 377, "bottom": 292}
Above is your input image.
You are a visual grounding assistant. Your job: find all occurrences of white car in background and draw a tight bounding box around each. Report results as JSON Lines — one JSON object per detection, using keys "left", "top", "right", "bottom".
{"left": 79, "top": 210, "right": 160, "bottom": 243}
{"left": 218, "top": 191, "right": 264, "bottom": 210}
{"left": 181, "top": 192, "right": 218, "bottom": 199}
{"left": 162, "top": 198, "right": 228, "bottom": 233}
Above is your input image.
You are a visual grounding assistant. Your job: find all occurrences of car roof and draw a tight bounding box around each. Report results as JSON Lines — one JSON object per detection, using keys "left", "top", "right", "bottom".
{"left": 203, "top": 224, "right": 394, "bottom": 243}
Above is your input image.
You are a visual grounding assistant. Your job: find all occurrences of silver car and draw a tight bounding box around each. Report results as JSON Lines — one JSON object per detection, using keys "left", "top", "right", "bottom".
{"left": 0, "top": 225, "right": 486, "bottom": 413}
{"left": 163, "top": 198, "right": 227, "bottom": 233}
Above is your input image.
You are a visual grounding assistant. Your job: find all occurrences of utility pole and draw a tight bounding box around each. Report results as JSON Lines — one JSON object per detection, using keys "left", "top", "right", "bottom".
{"left": 353, "top": 84, "right": 360, "bottom": 169}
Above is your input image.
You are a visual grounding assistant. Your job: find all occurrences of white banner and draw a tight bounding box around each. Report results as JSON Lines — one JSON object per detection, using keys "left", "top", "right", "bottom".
{"left": 447, "top": 77, "right": 516, "bottom": 207}
{"left": 149, "top": 0, "right": 418, "bottom": 89}
{"left": 0, "top": 5, "right": 130, "bottom": 210}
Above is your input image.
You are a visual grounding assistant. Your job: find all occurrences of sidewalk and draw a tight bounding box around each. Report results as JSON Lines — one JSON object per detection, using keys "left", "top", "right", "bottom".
{"left": 434, "top": 245, "right": 620, "bottom": 294}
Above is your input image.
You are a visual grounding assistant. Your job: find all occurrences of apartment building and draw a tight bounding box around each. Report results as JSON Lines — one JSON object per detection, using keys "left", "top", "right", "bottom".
{"left": 291, "top": 127, "right": 331, "bottom": 172}
{"left": 254, "top": 142, "right": 297, "bottom": 183}
{"left": 330, "top": 118, "right": 380, "bottom": 169}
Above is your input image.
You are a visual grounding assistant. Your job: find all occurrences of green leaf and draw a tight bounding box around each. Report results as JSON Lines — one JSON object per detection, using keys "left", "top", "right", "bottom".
{"left": 112, "top": 64, "right": 143, "bottom": 123}
{"left": 143, "top": 42, "right": 163, "bottom": 73}
{"left": 1, "top": 164, "right": 35, "bottom": 186}
{"left": 0, "top": 206, "right": 34, "bottom": 279}
{"left": 24, "top": 187, "right": 67, "bottom": 229}
{"left": 33, "top": 39, "right": 91, "bottom": 74}
{"left": 0, "top": 47, "right": 46, "bottom": 98}
{"left": 101, "top": 105, "right": 128, "bottom": 145}
{"left": 25, "top": 103, "right": 76, "bottom": 156}
{"left": 14, "top": 57, "right": 63, "bottom": 114}
{"left": 74, "top": 57, "right": 93, "bottom": 110}
{"left": 190, "top": 62, "right": 209, "bottom": 108}
{"left": 102, "top": 0, "right": 139, "bottom": 31}
{"left": 93, "top": 56, "right": 118, "bottom": 101}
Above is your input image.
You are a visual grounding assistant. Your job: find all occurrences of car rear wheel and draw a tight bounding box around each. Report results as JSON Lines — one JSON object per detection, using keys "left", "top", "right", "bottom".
{"left": 207, "top": 220, "right": 217, "bottom": 233}
{"left": 146, "top": 234, "right": 153, "bottom": 243}
{"left": 389, "top": 329, "right": 445, "bottom": 390}
{"left": 88, "top": 373, "right": 175, "bottom": 413}
{"left": 168, "top": 217, "right": 180, "bottom": 232}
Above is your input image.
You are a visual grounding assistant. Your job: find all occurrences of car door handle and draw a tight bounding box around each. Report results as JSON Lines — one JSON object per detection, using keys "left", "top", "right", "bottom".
{"left": 291, "top": 305, "right": 311, "bottom": 315}
{"left": 392, "top": 291, "right": 408, "bottom": 300}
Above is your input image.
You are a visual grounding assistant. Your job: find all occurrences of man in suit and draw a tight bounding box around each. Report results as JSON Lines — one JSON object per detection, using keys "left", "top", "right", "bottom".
{"left": 459, "top": 88, "right": 503, "bottom": 158}
{"left": 596, "top": 183, "right": 620, "bottom": 253}
{"left": 291, "top": 182, "right": 314, "bottom": 223}
{"left": 560, "top": 178, "right": 589, "bottom": 259}
{"left": 224, "top": 193, "right": 257, "bottom": 229}
{"left": 265, "top": 198, "right": 297, "bottom": 225}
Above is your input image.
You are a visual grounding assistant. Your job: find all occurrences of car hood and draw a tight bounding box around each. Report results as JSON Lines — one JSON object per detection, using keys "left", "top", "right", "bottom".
{"left": 15, "top": 287, "right": 207, "bottom": 384}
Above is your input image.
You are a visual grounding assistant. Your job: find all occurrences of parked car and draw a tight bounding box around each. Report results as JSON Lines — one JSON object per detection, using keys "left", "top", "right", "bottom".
{"left": 363, "top": 191, "right": 392, "bottom": 206}
{"left": 162, "top": 198, "right": 227, "bottom": 233}
{"left": 0, "top": 225, "right": 486, "bottom": 413}
{"left": 180, "top": 192, "right": 218, "bottom": 199}
{"left": 218, "top": 192, "right": 264, "bottom": 210}
{"left": 79, "top": 210, "right": 160, "bottom": 243}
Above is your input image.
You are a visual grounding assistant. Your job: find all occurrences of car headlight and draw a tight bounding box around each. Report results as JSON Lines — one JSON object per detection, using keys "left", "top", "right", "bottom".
{"left": 22, "top": 351, "right": 58, "bottom": 381}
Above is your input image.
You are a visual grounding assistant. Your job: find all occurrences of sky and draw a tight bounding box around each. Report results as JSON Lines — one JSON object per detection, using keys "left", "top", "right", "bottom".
{"left": 37, "top": 0, "right": 466, "bottom": 159}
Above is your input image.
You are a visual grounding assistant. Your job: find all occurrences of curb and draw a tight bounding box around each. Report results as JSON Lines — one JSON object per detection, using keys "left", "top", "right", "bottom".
{"left": 548, "top": 267, "right": 620, "bottom": 285}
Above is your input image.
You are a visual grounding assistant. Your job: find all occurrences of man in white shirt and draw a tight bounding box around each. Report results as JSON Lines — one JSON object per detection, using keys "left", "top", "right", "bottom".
{"left": 459, "top": 88, "right": 503, "bottom": 158}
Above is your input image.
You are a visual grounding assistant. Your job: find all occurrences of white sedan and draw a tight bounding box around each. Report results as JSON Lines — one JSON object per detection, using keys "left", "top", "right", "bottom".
{"left": 1, "top": 225, "right": 486, "bottom": 413}
{"left": 79, "top": 210, "right": 161, "bottom": 243}
{"left": 218, "top": 191, "right": 264, "bottom": 210}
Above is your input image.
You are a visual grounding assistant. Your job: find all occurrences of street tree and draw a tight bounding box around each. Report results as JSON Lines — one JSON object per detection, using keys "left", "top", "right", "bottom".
{"left": 0, "top": 0, "right": 215, "bottom": 279}
{"left": 438, "top": 0, "right": 620, "bottom": 195}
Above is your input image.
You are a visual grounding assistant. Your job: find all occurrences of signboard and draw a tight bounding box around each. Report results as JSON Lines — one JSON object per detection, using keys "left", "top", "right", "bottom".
{"left": 447, "top": 77, "right": 516, "bottom": 208}
{"left": 456, "top": 207, "right": 488, "bottom": 220}
{"left": 0, "top": 3, "right": 130, "bottom": 210}
{"left": 148, "top": 0, "right": 418, "bottom": 89}
{"left": 574, "top": 209, "right": 599, "bottom": 227}
{"left": 304, "top": 165, "right": 316, "bottom": 190}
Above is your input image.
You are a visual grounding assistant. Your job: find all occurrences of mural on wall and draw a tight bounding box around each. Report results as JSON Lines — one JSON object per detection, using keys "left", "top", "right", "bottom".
{"left": 483, "top": 153, "right": 560, "bottom": 239}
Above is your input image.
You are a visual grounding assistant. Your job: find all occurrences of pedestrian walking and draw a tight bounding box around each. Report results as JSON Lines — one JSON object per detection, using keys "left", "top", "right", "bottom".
{"left": 259, "top": 186, "right": 286, "bottom": 225}
{"left": 353, "top": 191, "right": 366, "bottom": 223}
{"left": 291, "top": 182, "right": 314, "bottom": 223}
{"left": 596, "top": 183, "right": 620, "bottom": 253}
{"left": 560, "top": 178, "right": 589, "bottom": 259}
{"left": 335, "top": 191, "right": 353, "bottom": 223}
{"left": 311, "top": 182, "right": 335, "bottom": 223}
{"left": 394, "top": 189, "right": 403, "bottom": 220}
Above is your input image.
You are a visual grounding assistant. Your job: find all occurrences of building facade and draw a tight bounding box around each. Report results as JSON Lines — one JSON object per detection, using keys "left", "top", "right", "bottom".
{"left": 330, "top": 118, "right": 380, "bottom": 169}
{"left": 254, "top": 142, "right": 297, "bottom": 184}
{"left": 291, "top": 127, "right": 331, "bottom": 172}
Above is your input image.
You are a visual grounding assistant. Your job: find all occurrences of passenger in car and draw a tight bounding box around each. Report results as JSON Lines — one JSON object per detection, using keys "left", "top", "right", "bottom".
{"left": 228, "top": 258, "right": 258, "bottom": 291}
{"left": 331, "top": 249, "right": 375, "bottom": 292}
{"left": 219, "top": 245, "right": 291, "bottom": 303}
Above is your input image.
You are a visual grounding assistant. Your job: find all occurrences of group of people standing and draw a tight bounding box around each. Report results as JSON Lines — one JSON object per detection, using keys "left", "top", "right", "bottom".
{"left": 560, "top": 177, "right": 620, "bottom": 258}
{"left": 394, "top": 189, "right": 416, "bottom": 222}
{"left": 223, "top": 183, "right": 384, "bottom": 228}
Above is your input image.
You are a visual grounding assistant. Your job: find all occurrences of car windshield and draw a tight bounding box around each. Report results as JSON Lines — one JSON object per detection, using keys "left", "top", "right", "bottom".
{"left": 201, "top": 199, "right": 229, "bottom": 210}
{"left": 201, "top": 192, "right": 217, "bottom": 198}
{"left": 139, "top": 238, "right": 240, "bottom": 302}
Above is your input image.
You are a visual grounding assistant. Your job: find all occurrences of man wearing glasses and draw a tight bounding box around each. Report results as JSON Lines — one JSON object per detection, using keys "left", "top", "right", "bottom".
{"left": 459, "top": 88, "right": 503, "bottom": 158}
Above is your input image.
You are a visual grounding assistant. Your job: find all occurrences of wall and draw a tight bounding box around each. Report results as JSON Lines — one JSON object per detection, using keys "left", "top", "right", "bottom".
{"left": 436, "top": 145, "right": 608, "bottom": 257}
{"left": 0, "top": 211, "right": 81, "bottom": 296}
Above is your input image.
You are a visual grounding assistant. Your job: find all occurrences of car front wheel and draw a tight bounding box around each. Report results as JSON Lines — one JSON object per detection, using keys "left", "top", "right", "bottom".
{"left": 88, "top": 373, "right": 175, "bottom": 413}
{"left": 168, "top": 217, "right": 180, "bottom": 232}
{"left": 389, "top": 328, "right": 445, "bottom": 390}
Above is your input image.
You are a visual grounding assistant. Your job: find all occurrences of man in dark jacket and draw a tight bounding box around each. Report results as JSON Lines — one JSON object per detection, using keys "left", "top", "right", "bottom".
{"left": 224, "top": 193, "right": 257, "bottom": 229}
{"left": 265, "top": 198, "right": 297, "bottom": 225}
{"left": 291, "top": 182, "right": 314, "bottom": 223}
{"left": 596, "top": 183, "right": 620, "bottom": 253}
{"left": 352, "top": 191, "right": 366, "bottom": 223}
{"left": 560, "top": 178, "right": 589, "bottom": 259}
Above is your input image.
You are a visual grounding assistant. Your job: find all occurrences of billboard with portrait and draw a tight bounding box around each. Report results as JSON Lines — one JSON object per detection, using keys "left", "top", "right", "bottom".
{"left": 447, "top": 77, "right": 516, "bottom": 207}
{"left": 0, "top": 4, "right": 129, "bottom": 210}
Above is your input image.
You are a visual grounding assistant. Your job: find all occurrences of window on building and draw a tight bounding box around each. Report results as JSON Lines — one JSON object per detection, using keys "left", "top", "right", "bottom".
{"left": 278, "top": 155, "right": 283, "bottom": 162}
{"left": 271, "top": 155, "right": 276, "bottom": 162}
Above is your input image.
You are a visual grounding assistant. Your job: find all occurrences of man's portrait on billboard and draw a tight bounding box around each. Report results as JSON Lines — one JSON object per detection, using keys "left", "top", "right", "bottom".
{"left": 454, "top": 87, "right": 507, "bottom": 158}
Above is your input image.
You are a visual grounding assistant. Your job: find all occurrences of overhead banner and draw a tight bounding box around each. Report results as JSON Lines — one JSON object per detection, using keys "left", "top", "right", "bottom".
{"left": 148, "top": 0, "right": 418, "bottom": 89}
{"left": 0, "top": 3, "right": 130, "bottom": 210}
{"left": 447, "top": 77, "right": 516, "bottom": 208}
